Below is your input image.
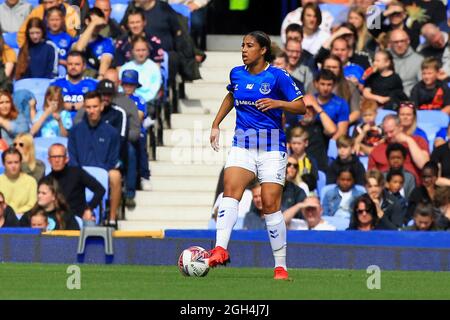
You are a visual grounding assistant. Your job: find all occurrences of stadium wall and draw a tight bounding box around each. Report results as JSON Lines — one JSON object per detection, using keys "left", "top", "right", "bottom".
{"left": 1, "top": 229, "right": 450, "bottom": 271}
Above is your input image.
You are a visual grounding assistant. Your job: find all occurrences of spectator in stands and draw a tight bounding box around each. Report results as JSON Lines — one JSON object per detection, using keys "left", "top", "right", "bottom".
{"left": 272, "top": 51, "right": 305, "bottom": 96}
{"left": 307, "top": 55, "right": 361, "bottom": 124}
{"left": 383, "top": 143, "right": 416, "bottom": 199}
{"left": 397, "top": 101, "right": 428, "bottom": 142}
{"left": 122, "top": 0, "right": 182, "bottom": 85}
{"left": 0, "top": 29, "right": 17, "bottom": 91}
{"left": 0, "top": 90, "right": 29, "bottom": 145}
{"left": 0, "top": 191, "right": 19, "bottom": 228}
{"left": 243, "top": 181, "right": 265, "bottom": 230}
{"left": 298, "top": 94, "right": 337, "bottom": 172}
{"left": 281, "top": 156, "right": 307, "bottom": 218}
{"left": 410, "top": 57, "right": 450, "bottom": 114}
{"left": 280, "top": 0, "right": 334, "bottom": 44}
{"left": 418, "top": 23, "right": 449, "bottom": 60}
{"left": 95, "top": 0, "right": 126, "bottom": 41}
{"left": 45, "top": 6, "right": 76, "bottom": 74}
{"left": 367, "top": 1, "right": 421, "bottom": 50}
{"left": 364, "top": 169, "right": 405, "bottom": 230}
{"left": 15, "top": 17, "right": 58, "bottom": 80}
{"left": 300, "top": 3, "right": 330, "bottom": 55}
{"left": 347, "top": 6, "right": 375, "bottom": 56}
{"left": 363, "top": 50, "right": 407, "bottom": 111}
{"left": 17, "top": 0, "right": 80, "bottom": 48}
{"left": 384, "top": 168, "right": 408, "bottom": 213}
{"left": 46, "top": 143, "right": 105, "bottom": 221}
{"left": 326, "top": 135, "right": 365, "bottom": 185}
{"left": 433, "top": 125, "right": 449, "bottom": 148}
{"left": 31, "top": 86, "right": 72, "bottom": 138}
{"left": 0, "top": 0, "right": 33, "bottom": 33}
{"left": 287, "top": 127, "right": 318, "bottom": 192}
{"left": 406, "top": 161, "right": 439, "bottom": 224}
{"left": 434, "top": 186, "right": 450, "bottom": 230}
{"left": 352, "top": 99, "right": 384, "bottom": 156}
{"left": 20, "top": 176, "right": 79, "bottom": 230}
{"left": 431, "top": 125, "right": 450, "bottom": 186}
{"left": 368, "top": 114, "right": 430, "bottom": 185}
{"left": 29, "top": 209, "right": 49, "bottom": 230}
{"left": 323, "top": 166, "right": 365, "bottom": 227}
{"left": 284, "top": 38, "right": 314, "bottom": 90}
{"left": 72, "top": 8, "right": 114, "bottom": 79}
{"left": 120, "top": 69, "right": 153, "bottom": 191}
{"left": 113, "top": 7, "right": 164, "bottom": 68}
{"left": 0, "top": 148, "right": 37, "bottom": 215}
{"left": 347, "top": 194, "right": 387, "bottom": 231}
{"left": 402, "top": 202, "right": 440, "bottom": 231}
{"left": 310, "top": 69, "right": 349, "bottom": 140}
{"left": 68, "top": 91, "right": 121, "bottom": 228}
{"left": 13, "top": 133, "right": 45, "bottom": 182}
{"left": 119, "top": 35, "right": 162, "bottom": 104}
{"left": 285, "top": 196, "right": 336, "bottom": 231}
{"left": 51, "top": 51, "right": 98, "bottom": 119}
{"left": 388, "top": 29, "right": 423, "bottom": 98}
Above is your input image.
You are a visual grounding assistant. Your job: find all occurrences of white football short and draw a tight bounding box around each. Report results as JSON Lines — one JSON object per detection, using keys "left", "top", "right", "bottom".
{"left": 224, "top": 146, "right": 287, "bottom": 185}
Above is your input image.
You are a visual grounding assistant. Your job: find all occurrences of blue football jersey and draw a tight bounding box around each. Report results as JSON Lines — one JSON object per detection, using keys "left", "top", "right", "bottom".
{"left": 51, "top": 76, "right": 98, "bottom": 118}
{"left": 227, "top": 64, "right": 303, "bottom": 152}
{"left": 47, "top": 32, "right": 75, "bottom": 61}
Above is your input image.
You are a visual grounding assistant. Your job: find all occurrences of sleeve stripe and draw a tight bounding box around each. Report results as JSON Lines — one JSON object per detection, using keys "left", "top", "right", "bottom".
{"left": 291, "top": 95, "right": 304, "bottom": 102}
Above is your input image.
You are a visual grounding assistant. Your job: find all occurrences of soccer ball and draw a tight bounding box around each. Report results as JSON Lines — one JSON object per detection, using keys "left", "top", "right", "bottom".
{"left": 178, "top": 246, "right": 210, "bottom": 277}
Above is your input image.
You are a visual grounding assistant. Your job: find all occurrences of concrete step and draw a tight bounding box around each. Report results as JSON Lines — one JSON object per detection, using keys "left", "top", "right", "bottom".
{"left": 149, "top": 161, "right": 223, "bottom": 176}
{"left": 150, "top": 176, "right": 219, "bottom": 192}
{"left": 118, "top": 220, "right": 209, "bottom": 230}
{"left": 162, "top": 128, "right": 235, "bottom": 148}
{"left": 205, "top": 36, "right": 282, "bottom": 52}
{"left": 198, "top": 67, "right": 231, "bottom": 83}
{"left": 125, "top": 205, "right": 212, "bottom": 221}
{"left": 185, "top": 82, "right": 228, "bottom": 100}
{"left": 170, "top": 113, "right": 236, "bottom": 130}
{"left": 178, "top": 98, "right": 227, "bottom": 114}
{"left": 134, "top": 191, "right": 215, "bottom": 206}
{"left": 201, "top": 50, "right": 242, "bottom": 66}
{"left": 155, "top": 146, "right": 230, "bottom": 165}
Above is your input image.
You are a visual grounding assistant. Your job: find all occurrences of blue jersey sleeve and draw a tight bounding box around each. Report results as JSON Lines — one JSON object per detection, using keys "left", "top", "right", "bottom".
{"left": 337, "top": 99, "right": 350, "bottom": 123}
{"left": 275, "top": 68, "right": 304, "bottom": 102}
{"left": 436, "top": 127, "right": 448, "bottom": 140}
{"left": 226, "top": 68, "right": 237, "bottom": 94}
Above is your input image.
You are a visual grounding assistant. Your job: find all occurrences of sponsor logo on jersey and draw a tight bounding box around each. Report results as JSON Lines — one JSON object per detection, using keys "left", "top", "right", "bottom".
{"left": 259, "top": 83, "right": 271, "bottom": 95}
{"left": 246, "top": 83, "right": 254, "bottom": 90}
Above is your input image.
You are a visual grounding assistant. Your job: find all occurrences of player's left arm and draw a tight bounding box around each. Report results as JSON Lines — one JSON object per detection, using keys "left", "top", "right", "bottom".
{"left": 256, "top": 97, "right": 305, "bottom": 114}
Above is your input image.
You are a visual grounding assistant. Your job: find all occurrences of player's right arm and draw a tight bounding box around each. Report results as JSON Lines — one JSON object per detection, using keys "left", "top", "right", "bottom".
{"left": 210, "top": 92, "right": 234, "bottom": 152}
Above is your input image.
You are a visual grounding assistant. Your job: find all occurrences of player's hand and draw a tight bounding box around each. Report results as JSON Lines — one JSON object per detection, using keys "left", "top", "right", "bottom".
{"left": 256, "top": 98, "right": 281, "bottom": 112}
{"left": 210, "top": 127, "right": 220, "bottom": 152}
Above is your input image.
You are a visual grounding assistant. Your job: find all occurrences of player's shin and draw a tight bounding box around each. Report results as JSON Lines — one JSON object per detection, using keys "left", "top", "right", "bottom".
{"left": 264, "top": 211, "right": 287, "bottom": 270}
{"left": 215, "top": 197, "right": 239, "bottom": 249}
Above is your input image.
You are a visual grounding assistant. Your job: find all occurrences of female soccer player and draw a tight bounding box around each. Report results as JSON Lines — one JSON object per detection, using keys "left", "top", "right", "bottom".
{"left": 208, "top": 31, "right": 305, "bottom": 280}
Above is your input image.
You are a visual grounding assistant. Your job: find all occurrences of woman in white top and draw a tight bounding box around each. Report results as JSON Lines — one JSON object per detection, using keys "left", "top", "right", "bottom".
{"left": 301, "top": 3, "right": 331, "bottom": 55}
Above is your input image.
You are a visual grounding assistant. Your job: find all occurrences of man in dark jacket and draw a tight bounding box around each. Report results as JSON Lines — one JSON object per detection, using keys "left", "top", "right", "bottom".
{"left": 68, "top": 90, "right": 121, "bottom": 228}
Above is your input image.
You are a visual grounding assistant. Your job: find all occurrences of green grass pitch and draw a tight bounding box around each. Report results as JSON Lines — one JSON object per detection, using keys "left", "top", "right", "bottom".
{"left": 0, "top": 263, "right": 449, "bottom": 300}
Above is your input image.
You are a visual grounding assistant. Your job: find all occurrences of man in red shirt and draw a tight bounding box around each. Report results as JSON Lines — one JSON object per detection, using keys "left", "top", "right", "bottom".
{"left": 368, "top": 114, "right": 430, "bottom": 184}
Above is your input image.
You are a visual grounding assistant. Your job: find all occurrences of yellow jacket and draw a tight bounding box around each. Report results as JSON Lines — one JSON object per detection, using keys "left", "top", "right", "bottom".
{"left": 17, "top": 3, "right": 80, "bottom": 48}
{"left": 0, "top": 173, "right": 37, "bottom": 214}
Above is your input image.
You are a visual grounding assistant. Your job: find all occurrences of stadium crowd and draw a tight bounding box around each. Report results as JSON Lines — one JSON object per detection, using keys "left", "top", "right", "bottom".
{"left": 0, "top": 0, "right": 449, "bottom": 232}
{"left": 210, "top": 0, "right": 450, "bottom": 232}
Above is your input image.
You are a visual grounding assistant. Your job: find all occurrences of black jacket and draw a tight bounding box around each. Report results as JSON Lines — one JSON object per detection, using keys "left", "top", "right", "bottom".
{"left": 0, "top": 206, "right": 19, "bottom": 228}
{"left": 326, "top": 155, "right": 366, "bottom": 186}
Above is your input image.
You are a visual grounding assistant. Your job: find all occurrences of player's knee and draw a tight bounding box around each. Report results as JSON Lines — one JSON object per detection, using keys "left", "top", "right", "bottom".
{"left": 262, "top": 198, "right": 280, "bottom": 214}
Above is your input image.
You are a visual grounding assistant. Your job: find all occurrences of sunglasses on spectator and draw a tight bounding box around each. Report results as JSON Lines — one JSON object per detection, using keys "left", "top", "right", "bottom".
{"left": 356, "top": 209, "right": 370, "bottom": 214}
{"left": 13, "top": 142, "right": 24, "bottom": 147}
{"left": 287, "top": 162, "right": 299, "bottom": 169}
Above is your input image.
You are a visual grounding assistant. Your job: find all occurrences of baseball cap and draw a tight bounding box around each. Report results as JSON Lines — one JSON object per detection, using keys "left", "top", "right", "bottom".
{"left": 97, "top": 79, "right": 115, "bottom": 95}
{"left": 121, "top": 69, "right": 142, "bottom": 88}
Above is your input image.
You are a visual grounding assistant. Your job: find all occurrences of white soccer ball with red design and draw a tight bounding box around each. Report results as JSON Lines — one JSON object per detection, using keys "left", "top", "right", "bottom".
{"left": 178, "top": 246, "right": 210, "bottom": 277}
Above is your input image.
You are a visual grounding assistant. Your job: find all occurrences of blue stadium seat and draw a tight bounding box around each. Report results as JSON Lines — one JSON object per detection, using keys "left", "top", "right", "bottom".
{"left": 417, "top": 110, "right": 449, "bottom": 151}
{"left": 111, "top": 3, "right": 128, "bottom": 22}
{"left": 375, "top": 109, "right": 396, "bottom": 125}
{"left": 2, "top": 32, "right": 18, "bottom": 49}
{"left": 317, "top": 170, "right": 326, "bottom": 195}
{"left": 170, "top": 3, "right": 191, "bottom": 30}
{"left": 327, "top": 139, "right": 337, "bottom": 161}
{"left": 359, "top": 156, "right": 369, "bottom": 171}
{"left": 14, "top": 78, "right": 53, "bottom": 112}
{"left": 75, "top": 215, "right": 83, "bottom": 229}
{"left": 82, "top": 166, "right": 109, "bottom": 225}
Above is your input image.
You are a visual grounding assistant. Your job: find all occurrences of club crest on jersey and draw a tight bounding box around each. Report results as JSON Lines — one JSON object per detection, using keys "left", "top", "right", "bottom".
{"left": 82, "top": 87, "right": 90, "bottom": 93}
{"left": 259, "top": 83, "right": 271, "bottom": 95}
